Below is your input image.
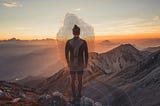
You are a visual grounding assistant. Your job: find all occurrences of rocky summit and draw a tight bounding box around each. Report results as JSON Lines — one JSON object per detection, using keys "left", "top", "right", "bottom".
{"left": 0, "top": 81, "right": 103, "bottom": 106}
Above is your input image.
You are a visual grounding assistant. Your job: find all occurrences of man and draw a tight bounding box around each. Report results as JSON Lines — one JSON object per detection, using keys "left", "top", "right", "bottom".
{"left": 65, "top": 25, "right": 88, "bottom": 100}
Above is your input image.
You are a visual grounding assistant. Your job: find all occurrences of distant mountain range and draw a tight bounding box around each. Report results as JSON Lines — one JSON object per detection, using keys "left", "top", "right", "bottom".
{"left": 0, "top": 37, "right": 56, "bottom": 41}
{"left": 99, "top": 40, "right": 119, "bottom": 46}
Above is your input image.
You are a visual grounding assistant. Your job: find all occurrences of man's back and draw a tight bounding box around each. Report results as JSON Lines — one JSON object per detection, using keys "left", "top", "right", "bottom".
{"left": 65, "top": 37, "right": 88, "bottom": 71}
{"left": 66, "top": 25, "right": 88, "bottom": 100}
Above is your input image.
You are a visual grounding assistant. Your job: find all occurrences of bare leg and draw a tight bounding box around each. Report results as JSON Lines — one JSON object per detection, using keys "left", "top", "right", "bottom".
{"left": 71, "top": 74, "right": 76, "bottom": 98}
{"left": 78, "top": 74, "right": 83, "bottom": 97}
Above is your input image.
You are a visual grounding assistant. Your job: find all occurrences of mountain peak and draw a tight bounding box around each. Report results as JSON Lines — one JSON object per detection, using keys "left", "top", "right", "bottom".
{"left": 119, "top": 43, "right": 134, "bottom": 47}
{"left": 98, "top": 43, "right": 144, "bottom": 72}
{"left": 118, "top": 43, "right": 137, "bottom": 50}
{"left": 8, "top": 37, "right": 20, "bottom": 41}
{"left": 100, "top": 40, "right": 118, "bottom": 45}
{"left": 108, "top": 43, "right": 139, "bottom": 54}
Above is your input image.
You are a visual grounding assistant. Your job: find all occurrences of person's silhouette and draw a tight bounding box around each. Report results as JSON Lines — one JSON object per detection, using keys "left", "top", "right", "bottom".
{"left": 65, "top": 25, "right": 88, "bottom": 102}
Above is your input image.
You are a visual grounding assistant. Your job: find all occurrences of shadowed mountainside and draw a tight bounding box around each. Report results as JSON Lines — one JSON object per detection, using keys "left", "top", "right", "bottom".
{"left": 34, "top": 44, "right": 160, "bottom": 106}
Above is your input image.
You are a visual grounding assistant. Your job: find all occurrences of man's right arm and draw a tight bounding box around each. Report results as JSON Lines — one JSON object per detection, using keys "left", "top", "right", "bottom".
{"left": 84, "top": 40, "right": 88, "bottom": 68}
{"left": 65, "top": 40, "right": 70, "bottom": 66}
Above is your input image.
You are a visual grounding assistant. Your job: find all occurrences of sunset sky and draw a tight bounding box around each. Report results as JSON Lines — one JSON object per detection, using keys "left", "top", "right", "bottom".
{"left": 0, "top": 0, "right": 160, "bottom": 40}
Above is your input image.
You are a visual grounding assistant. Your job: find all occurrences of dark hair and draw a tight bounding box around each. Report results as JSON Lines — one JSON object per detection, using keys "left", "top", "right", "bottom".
{"left": 72, "top": 25, "right": 80, "bottom": 35}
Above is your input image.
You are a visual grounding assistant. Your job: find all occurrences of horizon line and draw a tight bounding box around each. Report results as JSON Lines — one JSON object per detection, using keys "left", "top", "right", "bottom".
{"left": 0, "top": 33, "right": 160, "bottom": 40}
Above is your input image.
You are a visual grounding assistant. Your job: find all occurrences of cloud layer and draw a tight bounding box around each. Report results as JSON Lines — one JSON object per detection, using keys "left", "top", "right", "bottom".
{"left": 2, "top": 1, "right": 22, "bottom": 7}
{"left": 94, "top": 16, "right": 160, "bottom": 35}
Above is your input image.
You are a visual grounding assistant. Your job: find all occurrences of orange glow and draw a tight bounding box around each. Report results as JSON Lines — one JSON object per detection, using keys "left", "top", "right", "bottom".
{"left": 0, "top": 33, "right": 160, "bottom": 40}
{"left": 95, "top": 33, "right": 160, "bottom": 40}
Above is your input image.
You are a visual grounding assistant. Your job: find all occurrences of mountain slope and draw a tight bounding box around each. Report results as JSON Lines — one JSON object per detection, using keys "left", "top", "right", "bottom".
{"left": 92, "top": 44, "right": 144, "bottom": 73}
{"left": 86, "top": 50, "right": 160, "bottom": 106}
{"left": 35, "top": 44, "right": 160, "bottom": 106}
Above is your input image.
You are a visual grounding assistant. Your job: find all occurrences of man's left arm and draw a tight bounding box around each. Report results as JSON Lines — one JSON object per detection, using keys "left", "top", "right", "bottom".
{"left": 65, "top": 40, "right": 70, "bottom": 67}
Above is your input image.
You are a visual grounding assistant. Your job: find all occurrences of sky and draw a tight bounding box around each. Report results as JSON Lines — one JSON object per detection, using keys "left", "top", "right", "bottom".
{"left": 0, "top": 0, "right": 160, "bottom": 39}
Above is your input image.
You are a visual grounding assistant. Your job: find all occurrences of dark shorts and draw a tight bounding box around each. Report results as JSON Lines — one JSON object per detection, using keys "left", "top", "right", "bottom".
{"left": 70, "top": 71, "right": 84, "bottom": 75}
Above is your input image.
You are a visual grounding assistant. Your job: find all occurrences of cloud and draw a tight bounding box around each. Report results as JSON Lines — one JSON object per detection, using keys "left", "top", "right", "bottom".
{"left": 94, "top": 17, "right": 160, "bottom": 35}
{"left": 57, "top": 13, "right": 94, "bottom": 39}
{"left": 2, "top": 1, "right": 22, "bottom": 7}
{"left": 152, "top": 16, "right": 160, "bottom": 22}
{"left": 74, "top": 8, "right": 81, "bottom": 11}
{"left": 15, "top": 27, "right": 31, "bottom": 31}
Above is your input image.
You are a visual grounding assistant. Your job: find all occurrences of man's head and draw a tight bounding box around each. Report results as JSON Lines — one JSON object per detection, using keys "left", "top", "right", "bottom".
{"left": 72, "top": 25, "right": 80, "bottom": 37}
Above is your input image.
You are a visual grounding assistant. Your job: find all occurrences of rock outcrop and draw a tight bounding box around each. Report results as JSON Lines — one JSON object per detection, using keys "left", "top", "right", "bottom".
{"left": 0, "top": 81, "right": 103, "bottom": 106}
